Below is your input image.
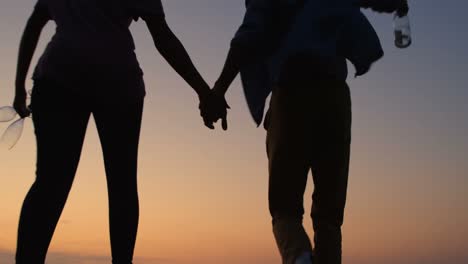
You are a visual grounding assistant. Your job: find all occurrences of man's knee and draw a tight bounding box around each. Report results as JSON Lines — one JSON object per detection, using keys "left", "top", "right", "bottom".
{"left": 270, "top": 200, "right": 305, "bottom": 222}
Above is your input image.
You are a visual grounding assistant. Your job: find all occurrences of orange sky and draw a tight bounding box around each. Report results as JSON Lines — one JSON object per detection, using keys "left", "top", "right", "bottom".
{"left": 1, "top": 0, "right": 468, "bottom": 263}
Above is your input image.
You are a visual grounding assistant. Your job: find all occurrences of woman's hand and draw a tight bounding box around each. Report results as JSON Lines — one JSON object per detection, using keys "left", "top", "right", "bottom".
{"left": 13, "top": 85, "right": 31, "bottom": 118}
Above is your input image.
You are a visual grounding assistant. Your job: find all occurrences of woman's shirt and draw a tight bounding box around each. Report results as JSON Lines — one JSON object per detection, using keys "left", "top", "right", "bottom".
{"left": 32, "top": 0, "right": 165, "bottom": 99}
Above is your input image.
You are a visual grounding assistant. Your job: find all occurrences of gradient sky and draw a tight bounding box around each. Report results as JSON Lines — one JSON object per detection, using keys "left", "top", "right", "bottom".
{"left": 1, "top": 0, "right": 467, "bottom": 263}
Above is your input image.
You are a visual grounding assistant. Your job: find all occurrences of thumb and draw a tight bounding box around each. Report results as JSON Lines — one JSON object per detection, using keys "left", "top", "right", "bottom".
{"left": 224, "top": 99, "right": 231, "bottom": 110}
{"left": 221, "top": 114, "right": 228, "bottom": 131}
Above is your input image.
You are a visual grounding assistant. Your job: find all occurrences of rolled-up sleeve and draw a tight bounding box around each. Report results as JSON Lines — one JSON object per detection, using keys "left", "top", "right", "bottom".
{"left": 129, "top": 0, "right": 165, "bottom": 20}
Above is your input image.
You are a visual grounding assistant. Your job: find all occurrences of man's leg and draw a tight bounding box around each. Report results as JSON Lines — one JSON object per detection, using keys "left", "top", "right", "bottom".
{"left": 93, "top": 98, "right": 144, "bottom": 264}
{"left": 310, "top": 144, "right": 350, "bottom": 264}
{"left": 309, "top": 82, "right": 352, "bottom": 264}
{"left": 266, "top": 84, "right": 314, "bottom": 264}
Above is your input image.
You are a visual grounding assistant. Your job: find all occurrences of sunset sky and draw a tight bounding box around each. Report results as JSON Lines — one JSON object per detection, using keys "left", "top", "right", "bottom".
{"left": 1, "top": 0, "right": 467, "bottom": 263}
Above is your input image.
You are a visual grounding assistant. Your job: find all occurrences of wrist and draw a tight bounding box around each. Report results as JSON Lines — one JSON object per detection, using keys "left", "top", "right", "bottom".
{"left": 15, "top": 86, "right": 26, "bottom": 96}
{"left": 15, "top": 80, "right": 26, "bottom": 89}
{"left": 213, "top": 82, "right": 227, "bottom": 96}
{"left": 198, "top": 87, "right": 211, "bottom": 102}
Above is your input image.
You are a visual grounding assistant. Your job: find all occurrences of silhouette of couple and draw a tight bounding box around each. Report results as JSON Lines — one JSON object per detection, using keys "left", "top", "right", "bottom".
{"left": 12, "top": 0, "right": 405, "bottom": 263}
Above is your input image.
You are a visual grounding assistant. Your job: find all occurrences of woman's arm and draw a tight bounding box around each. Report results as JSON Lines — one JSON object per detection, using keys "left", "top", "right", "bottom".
{"left": 14, "top": 3, "right": 50, "bottom": 117}
{"left": 143, "top": 15, "right": 211, "bottom": 100}
{"left": 144, "top": 15, "right": 230, "bottom": 129}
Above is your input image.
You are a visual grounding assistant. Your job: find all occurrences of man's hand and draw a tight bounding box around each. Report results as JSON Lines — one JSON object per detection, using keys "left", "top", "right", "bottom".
{"left": 13, "top": 85, "right": 31, "bottom": 118}
{"left": 199, "top": 90, "right": 230, "bottom": 131}
{"left": 359, "top": 0, "right": 408, "bottom": 14}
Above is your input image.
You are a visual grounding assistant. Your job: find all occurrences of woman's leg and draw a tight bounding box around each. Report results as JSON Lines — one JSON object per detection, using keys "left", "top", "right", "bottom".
{"left": 16, "top": 83, "right": 91, "bottom": 264}
{"left": 93, "top": 99, "right": 144, "bottom": 264}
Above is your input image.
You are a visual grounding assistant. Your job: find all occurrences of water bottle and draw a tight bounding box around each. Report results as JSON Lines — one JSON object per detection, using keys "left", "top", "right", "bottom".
{"left": 393, "top": 0, "right": 411, "bottom": 48}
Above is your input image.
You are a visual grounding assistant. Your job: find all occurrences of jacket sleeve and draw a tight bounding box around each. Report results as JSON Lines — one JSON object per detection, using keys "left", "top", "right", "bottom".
{"left": 230, "top": 0, "right": 278, "bottom": 52}
{"left": 231, "top": 0, "right": 302, "bottom": 60}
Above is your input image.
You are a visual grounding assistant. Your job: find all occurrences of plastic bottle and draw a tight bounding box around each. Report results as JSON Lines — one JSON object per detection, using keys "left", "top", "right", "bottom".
{"left": 394, "top": 0, "right": 411, "bottom": 48}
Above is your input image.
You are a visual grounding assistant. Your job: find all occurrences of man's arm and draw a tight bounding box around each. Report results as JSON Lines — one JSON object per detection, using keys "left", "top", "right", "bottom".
{"left": 143, "top": 15, "right": 211, "bottom": 101}
{"left": 214, "top": 0, "right": 403, "bottom": 96}
{"left": 207, "top": 0, "right": 283, "bottom": 129}
{"left": 213, "top": 46, "right": 245, "bottom": 96}
{"left": 212, "top": 0, "right": 282, "bottom": 96}
{"left": 14, "top": 3, "right": 50, "bottom": 117}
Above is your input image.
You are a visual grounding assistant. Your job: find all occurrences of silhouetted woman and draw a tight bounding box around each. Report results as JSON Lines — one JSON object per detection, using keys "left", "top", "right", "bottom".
{"left": 13, "top": 0, "right": 214, "bottom": 263}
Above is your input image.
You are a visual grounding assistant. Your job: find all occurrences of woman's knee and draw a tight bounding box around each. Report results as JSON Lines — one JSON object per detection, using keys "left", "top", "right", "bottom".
{"left": 32, "top": 174, "right": 73, "bottom": 198}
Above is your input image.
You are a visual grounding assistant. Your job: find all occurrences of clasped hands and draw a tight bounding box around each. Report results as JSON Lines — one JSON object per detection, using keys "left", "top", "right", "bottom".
{"left": 199, "top": 87, "right": 230, "bottom": 131}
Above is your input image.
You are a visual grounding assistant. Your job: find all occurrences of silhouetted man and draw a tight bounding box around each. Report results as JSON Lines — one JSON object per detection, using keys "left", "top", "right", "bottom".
{"left": 205, "top": 0, "right": 406, "bottom": 263}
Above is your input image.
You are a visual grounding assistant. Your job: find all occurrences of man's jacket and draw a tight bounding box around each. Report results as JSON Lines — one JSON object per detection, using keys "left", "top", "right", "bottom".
{"left": 232, "top": 0, "right": 384, "bottom": 125}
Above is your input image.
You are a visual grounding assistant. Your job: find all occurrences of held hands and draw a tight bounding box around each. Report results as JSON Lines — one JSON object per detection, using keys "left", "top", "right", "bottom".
{"left": 199, "top": 89, "right": 230, "bottom": 131}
